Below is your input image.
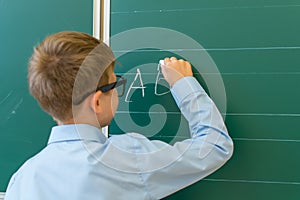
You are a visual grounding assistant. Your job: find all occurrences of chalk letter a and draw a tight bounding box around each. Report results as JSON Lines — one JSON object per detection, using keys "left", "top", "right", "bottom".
{"left": 125, "top": 68, "right": 146, "bottom": 102}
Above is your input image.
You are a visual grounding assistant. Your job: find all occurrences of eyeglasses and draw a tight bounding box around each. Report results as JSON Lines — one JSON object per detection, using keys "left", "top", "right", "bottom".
{"left": 98, "top": 75, "right": 127, "bottom": 97}
{"left": 73, "top": 75, "right": 127, "bottom": 105}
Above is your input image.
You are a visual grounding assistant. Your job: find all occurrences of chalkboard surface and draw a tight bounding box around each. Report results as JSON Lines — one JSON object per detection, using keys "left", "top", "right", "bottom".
{"left": 109, "top": 0, "right": 300, "bottom": 199}
{"left": 1, "top": 0, "right": 299, "bottom": 198}
{"left": 0, "top": 0, "right": 92, "bottom": 191}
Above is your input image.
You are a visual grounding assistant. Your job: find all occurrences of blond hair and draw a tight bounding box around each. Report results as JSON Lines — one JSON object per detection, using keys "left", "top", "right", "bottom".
{"left": 28, "top": 31, "right": 115, "bottom": 121}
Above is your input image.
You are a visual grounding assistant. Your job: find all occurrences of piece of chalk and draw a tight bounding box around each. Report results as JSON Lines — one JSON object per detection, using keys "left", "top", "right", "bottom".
{"left": 159, "top": 60, "right": 165, "bottom": 65}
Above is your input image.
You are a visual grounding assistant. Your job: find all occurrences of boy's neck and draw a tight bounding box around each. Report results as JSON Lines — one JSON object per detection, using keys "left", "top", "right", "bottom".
{"left": 56, "top": 118, "right": 102, "bottom": 130}
{"left": 59, "top": 119, "right": 75, "bottom": 125}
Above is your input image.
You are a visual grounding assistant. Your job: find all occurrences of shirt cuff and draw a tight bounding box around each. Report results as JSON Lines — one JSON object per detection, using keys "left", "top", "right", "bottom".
{"left": 170, "top": 76, "right": 205, "bottom": 106}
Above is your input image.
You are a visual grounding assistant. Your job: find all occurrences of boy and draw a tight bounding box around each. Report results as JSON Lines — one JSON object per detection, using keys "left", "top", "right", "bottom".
{"left": 5, "top": 31, "right": 233, "bottom": 200}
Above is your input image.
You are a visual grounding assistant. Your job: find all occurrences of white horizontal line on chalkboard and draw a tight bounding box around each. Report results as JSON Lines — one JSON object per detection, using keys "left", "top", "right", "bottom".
{"left": 116, "top": 111, "right": 300, "bottom": 117}
{"left": 111, "top": 4, "right": 300, "bottom": 14}
{"left": 118, "top": 72, "right": 300, "bottom": 75}
{"left": 116, "top": 111, "right": 179, "bottom": 114}
{"left": 233, "top": 138, "right": 300, "bottom": 143}
{"left": 226, "top": 113, "right": 300, "bottom": 117}
{"left": 203, "top": 178, "right": 300, "bottom": 185}
{"left": 113, "top": 46, "right": 300, "bottom": 52}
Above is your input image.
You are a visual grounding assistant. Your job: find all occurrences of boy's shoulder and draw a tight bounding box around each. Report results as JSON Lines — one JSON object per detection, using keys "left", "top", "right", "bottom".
{"left": 14, "top": 146, "right": 48, "bottom": 175}
{"left": 108, "top": 132, "right": 170, "bottom": 154}
{"left": 6, "top": 147, "right": 46, "bottom": 190}
{"left": 108, "top": 132, "right": 148, "bottom": 149}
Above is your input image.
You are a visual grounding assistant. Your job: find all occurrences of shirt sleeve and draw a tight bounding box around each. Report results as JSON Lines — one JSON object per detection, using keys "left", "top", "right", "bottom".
{"left": 147, "top": 76, "right": 234, "bottom": 199}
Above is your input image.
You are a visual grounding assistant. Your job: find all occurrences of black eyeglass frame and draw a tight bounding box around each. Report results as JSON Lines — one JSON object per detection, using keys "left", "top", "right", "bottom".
{"left": 73, "top": 75, "right": 127, "bottom": 105}
{"left": 98, "top": 75, "right": 127, "bottom": 97}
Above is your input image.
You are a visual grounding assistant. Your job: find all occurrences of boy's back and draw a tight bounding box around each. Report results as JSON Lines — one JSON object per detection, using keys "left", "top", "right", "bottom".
{"left": 6, "top": 125, "right": 153, "bottom": 199}
{"left": 4, "top": 32, "right": 233, "bottom": 200}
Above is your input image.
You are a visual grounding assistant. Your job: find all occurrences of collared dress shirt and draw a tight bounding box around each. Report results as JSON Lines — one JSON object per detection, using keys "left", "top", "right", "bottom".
{"left": 5, "top": 77, "right": 233, "bottom": 200}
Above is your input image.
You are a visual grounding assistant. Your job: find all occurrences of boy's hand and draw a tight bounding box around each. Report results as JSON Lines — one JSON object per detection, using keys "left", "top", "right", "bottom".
{"left": 161, "top": 57, "right": 193, "bottom": 87}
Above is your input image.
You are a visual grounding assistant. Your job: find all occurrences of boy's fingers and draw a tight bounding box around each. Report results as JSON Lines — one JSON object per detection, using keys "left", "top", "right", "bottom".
{"left": 164, "top": 57, "right": 171, "bottom": 65}
{"left": 170, "top": 57, "right": 177, "bottom": 61}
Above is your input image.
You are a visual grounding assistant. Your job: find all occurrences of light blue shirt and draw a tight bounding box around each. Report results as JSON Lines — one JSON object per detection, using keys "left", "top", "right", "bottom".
{"left": 5, "top": 77, "right": 233, "bottom": 200}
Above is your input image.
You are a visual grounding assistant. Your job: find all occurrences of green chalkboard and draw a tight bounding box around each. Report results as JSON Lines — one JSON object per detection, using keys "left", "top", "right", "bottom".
{"left": 109, "top": 0, "right": 300, "bottom": 199}
{"left": 0, "top": 0, "right": 92, "bottom": 191}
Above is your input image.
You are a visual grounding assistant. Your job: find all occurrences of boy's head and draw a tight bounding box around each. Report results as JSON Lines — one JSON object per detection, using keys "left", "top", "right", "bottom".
{"left": 28, "top": 31, "right": 115, "bottom": 124}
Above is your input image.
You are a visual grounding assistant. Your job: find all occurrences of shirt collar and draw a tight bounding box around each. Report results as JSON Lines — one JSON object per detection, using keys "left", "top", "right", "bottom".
{"left": 48, "top": 124, "right": 107, "bottom": 145}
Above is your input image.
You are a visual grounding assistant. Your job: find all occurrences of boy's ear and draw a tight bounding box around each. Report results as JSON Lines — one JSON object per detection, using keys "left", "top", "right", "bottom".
{"left": 90, "top": 91, "right": 102, "bottom": 113}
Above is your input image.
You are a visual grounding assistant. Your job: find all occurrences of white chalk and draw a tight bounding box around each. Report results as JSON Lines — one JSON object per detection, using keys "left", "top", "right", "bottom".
{"left": 159, "top": 60, "right": 165, "bottom": 65}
